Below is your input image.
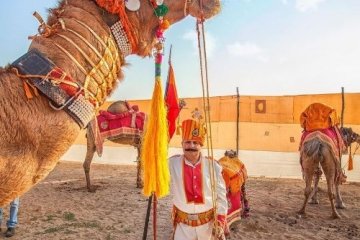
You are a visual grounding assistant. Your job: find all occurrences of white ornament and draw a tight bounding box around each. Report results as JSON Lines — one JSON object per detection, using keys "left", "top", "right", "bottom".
{"left": 156, "top": 0, "right": 164, "bottom": 5}
{"left": 125, "top": 0, "right": 140, "bottom": 11}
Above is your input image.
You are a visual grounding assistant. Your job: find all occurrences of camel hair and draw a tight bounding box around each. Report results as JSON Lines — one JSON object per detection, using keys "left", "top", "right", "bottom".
{"left": 0, "top": 0, "right": 221, "bottom": 206}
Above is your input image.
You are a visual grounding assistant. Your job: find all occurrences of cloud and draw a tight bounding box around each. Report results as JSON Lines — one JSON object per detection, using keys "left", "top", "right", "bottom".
{"left": 183, "top": 30, "right": 216, "bottom": 58}
{"left": 281, "top": 0, "right": 288, "bottom": 4}
{"left": 226, "top": 42, "right": 268, "bottom": 62}
{"left": 295, "top": 0, "right": 326, "bottom": 12}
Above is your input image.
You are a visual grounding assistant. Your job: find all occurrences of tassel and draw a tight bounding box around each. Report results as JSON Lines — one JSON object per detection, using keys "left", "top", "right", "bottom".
{"left": 23, "top": 81, "right": 39, "bottom": 99}
{"left": 141, "top": 78, "right": 170, "bottom": 198}
{"left": 23, "top": 81, "right": 34, "bottom": 99}
{"left": 348, "top": 154, "right": 354, "bottom": 171}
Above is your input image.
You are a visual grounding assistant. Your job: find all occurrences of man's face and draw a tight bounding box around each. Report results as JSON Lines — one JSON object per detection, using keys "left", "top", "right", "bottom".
{"left": 182, "top": 140, "right": 201, "bottom": 161}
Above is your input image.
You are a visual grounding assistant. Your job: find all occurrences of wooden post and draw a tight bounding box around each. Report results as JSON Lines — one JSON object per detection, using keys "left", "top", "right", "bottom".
{"left": 236, "top": 87, "right": 240, "bottom": 156}
{"left": 341, "top": 87, "right": 345, "bottom": 128}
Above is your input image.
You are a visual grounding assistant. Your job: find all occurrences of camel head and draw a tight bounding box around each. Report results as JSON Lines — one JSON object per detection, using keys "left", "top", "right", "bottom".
{"left": 93, "top": 0, "right": 221, "bottom": 57}
{"left": 340, "top": 127, "right": 360, "bottom": 147}
{"left": 224, "top": 149, "right": 238, "bottom": 159}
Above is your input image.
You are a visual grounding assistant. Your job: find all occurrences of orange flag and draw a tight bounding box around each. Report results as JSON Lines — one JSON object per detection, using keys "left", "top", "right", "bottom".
{"left": 165, "top": 63, "right": 180, "bottom": 140}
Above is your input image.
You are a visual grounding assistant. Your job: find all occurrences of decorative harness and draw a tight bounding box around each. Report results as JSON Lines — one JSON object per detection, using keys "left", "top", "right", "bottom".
{"left": 10, "top": 3, "right": 134, "bottom": 128}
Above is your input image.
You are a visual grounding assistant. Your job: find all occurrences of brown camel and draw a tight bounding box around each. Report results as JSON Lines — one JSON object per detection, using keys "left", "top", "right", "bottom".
{"left": 298, "top": 127, "right": 360, "bottom": 218}
{"left": 0, "top": 0, "right": 221, "bottom": 207}
{"left": 84, "top": 100, "right": 143, "bottom": 192}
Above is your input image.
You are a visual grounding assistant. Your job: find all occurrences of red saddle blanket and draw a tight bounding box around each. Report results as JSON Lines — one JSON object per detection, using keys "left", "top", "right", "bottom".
{"left": 299, "top": 127, "right": 344, "bottom": 157}
{"left": 97, "top": 108, "right": 145, "bottom": 133}
{"left": 299, "top": 127, "right": 346, "bottom": 184}
{"left": 89, "top": 106, "right": 145, "bottom": 157}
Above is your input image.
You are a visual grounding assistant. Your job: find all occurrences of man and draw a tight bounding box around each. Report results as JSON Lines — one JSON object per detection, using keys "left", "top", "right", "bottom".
{"left": 169, "top": 119, "right": 228, "bottom": 240}
{"left": 0, "top": 197, "right": 19, "bottom": 238}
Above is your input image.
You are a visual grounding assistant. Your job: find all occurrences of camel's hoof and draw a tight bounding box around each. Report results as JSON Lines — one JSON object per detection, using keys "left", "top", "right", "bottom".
{"left": 297, "top": 210, "right": 305, "bottom": 215}
{"left": 309, "top": 199, "right": 319, "bottom": 205}
{"left": 87, "top": 185, "right": 98, "bottom": 193}
{"left": 331, "top": 213, "right": 341, "bottom": 219}
{"left": 336, "top": 203, "right": 346, "bottom": 209}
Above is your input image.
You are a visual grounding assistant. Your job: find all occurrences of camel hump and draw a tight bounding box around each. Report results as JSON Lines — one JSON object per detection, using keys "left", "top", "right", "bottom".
{"left": 107, "top": 100, "right": 130, "bottom": 114}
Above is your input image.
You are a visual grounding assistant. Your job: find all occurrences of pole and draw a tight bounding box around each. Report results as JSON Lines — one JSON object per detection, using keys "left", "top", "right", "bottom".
{"left": 340, "top": 87, "right": 345, "bottom": 166}
{"left": 236, "top": 87, "right": 240, "bottom": 156}
{"left": 341, "top": 87, "right": 345, "bottom": 128}
{"left": 153, "top": 194, "right": 157, "bottom": 240}
{"left": 142, "top": 194, "right": 153, "bottom": 240}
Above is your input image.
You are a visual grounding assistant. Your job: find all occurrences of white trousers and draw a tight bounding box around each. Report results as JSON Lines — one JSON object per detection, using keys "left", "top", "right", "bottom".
{"left": 174, "top": 221, "right": 216, "bottom": 240}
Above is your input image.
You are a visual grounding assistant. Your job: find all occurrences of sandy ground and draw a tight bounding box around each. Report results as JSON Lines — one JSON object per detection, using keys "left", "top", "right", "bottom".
{"left": 1, "top": 161, "right": 360, "bottom": 240}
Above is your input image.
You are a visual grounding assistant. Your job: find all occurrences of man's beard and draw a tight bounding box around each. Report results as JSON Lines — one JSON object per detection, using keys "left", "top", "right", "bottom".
{"left": 185, "top": 148, "right": 198, "bottom": 152}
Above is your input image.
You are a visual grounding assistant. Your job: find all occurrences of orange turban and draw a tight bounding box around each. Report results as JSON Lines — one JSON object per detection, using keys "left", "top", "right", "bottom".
{"left": 181, "top": 119, "right": 206, "bottom": 146}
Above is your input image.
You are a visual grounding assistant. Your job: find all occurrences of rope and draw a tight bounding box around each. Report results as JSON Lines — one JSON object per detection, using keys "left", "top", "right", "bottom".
{"left": 196, "top": 18, "right": 219, "bottom": 234}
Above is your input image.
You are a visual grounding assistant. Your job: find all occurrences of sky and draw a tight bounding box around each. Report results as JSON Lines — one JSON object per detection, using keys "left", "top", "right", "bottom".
{"left": 0, "top": 0, "right": 360, "bottom": 100}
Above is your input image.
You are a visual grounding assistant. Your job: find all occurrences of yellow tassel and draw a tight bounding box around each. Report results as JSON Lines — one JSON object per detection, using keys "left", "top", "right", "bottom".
{"left": 348, "top": 154, "right": 353, "bottom": 171}
{"left": 141, "top": 78, "right": 170, "bottom": 198}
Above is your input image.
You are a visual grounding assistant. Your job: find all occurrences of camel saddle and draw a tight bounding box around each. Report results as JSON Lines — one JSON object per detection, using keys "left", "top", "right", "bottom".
{"left": 300, "top": 103, "right": 339, "bottom": 131}
{"left": 97, "top": 106, "right": 145, "bottom": 132}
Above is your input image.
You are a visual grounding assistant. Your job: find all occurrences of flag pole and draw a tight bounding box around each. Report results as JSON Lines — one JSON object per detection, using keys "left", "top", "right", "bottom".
{"left": 168, "top": 44, "right": 172, "bottom": 65}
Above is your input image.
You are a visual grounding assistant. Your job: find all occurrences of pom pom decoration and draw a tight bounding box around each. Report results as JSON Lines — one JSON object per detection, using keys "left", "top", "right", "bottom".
{"left": 160, "top": 19, "right": 170, "bottom": 30}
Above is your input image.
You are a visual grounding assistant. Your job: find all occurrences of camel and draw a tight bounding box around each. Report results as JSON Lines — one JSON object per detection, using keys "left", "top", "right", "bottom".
{"left": 298, "top": 127, "right": 360, "bottom": 218}
{"left": 0, "top": 0, "right": 221, "bottom": 207}
{"left": 84, "top": 100, "right": 143, "bottom": 192}
{"left": 218, "top": 150, "right": 250, "bottom": 226}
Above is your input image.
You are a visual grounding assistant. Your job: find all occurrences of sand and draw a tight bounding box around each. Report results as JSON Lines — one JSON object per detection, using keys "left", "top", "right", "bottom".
{"left": 1, "top": 161, "right": 359, "bottom": 240}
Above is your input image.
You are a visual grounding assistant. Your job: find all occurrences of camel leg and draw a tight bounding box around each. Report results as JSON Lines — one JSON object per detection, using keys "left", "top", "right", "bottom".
{"left": 83, "top": 130, "right": 97, "bottom": 192}
{"left": 335, "top": 182, "right": 346, "bottom": 209}
{"left": 241, "top": 184, "right": 250, "bottom": 218}
{"left": 136, "top": 146, "right": 143, "bottom": 188}
{"left": 298, "top": 166, "right": 314, "bottom": 215}
{"left": 320, "top": 153, "right": 341, "bottom": 219}
{"left": 309, "top": 166, "right": 322, "bottom": 204}
{"left": 324, "top": 174, "right": 340, "bottom": 219}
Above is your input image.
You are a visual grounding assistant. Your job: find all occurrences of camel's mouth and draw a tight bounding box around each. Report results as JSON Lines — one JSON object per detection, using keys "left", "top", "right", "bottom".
{"left": 355, "top": 136, "right": 360, "bottom": 144}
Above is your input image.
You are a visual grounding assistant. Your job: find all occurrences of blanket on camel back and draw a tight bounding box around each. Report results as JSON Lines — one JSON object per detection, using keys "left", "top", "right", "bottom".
{"left": 89, "top": 102, "right": 145, "bottom": 156}
{"left": 299, "top": 102, "right": 344, "bottom": 155}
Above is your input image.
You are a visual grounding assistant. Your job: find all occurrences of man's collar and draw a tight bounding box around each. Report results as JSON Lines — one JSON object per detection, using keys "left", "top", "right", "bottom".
{"left": 183, "top": 153, "right": 202, "bottom": 167}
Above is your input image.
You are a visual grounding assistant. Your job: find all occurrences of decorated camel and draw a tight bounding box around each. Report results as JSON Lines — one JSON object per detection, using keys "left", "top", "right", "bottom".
{"left": 298, "top": 103, "right": 360, "bottom": 218}
{"left": 84, "top": 100, "right": 144, "bottom": 191}
{"left": 0, "top": 0, "right": 221, "bottom": 207}
{"left": 218, "top": 150, "right": 250, "bottom": 226}
{"left": 84, "top": 98, "right": 185, "bottom": 191}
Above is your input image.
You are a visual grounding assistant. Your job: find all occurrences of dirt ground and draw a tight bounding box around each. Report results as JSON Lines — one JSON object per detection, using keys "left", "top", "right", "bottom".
{"left": 1, "top": 161, "right": 359, "bottom": 240}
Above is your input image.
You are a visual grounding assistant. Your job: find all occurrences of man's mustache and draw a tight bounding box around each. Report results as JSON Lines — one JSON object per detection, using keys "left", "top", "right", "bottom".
{"left": 185, "top": 148, "right": 198, "bottom": 152}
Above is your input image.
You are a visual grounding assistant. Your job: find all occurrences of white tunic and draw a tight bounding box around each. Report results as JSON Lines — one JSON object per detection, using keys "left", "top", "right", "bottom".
{"left": 169, "top": 154, "right": 228, "bottom": 240}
